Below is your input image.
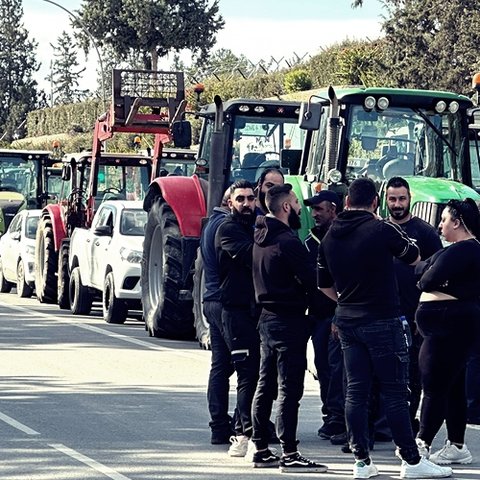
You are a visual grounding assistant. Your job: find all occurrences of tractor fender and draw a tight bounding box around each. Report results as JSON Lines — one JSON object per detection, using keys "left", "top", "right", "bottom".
{"left": 42, "top": 204, "right": 67, "bottom": 252}
{"left": 145, "top": 175, "right": 207, "bottom": 237}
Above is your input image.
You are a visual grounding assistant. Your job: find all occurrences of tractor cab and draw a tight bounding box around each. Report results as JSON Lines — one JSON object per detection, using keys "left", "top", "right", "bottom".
{"left": 299, "top": 87, "right": 480, "bottom": 227}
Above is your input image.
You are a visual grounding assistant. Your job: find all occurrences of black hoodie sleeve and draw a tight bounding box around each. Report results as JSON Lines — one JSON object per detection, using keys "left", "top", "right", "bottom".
{"left": 317, "top": 241, "right": 334, "bottom": 288}
{"left": 383, "top": 220, "right": 419, "bottom": 264}
{"left": 282, "top": 237, "right": 317, "bottom": 291}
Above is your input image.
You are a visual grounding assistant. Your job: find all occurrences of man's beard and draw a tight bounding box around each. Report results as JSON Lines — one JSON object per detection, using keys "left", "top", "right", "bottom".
{"left": 389, "top": 207, "right": 410, "bottom": 221}
{"left": 258, "top": 190, "right": 267, "bottom": 213}
{"left": 232, "top": 207, "right": 255, "bottom": 226}
{"left": 288, "top": 208, "right": 302, "bottom": 230}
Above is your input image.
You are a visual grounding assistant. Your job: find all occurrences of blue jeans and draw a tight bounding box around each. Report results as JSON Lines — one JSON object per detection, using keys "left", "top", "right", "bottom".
{"left": 252, "top": 312, "right": 309, "bottom": 453}
{"left": 204, "top": 301, "right": 235, "bottom": 434}
{"left": 337, "top": 317, "right": 419, "bottom": 463}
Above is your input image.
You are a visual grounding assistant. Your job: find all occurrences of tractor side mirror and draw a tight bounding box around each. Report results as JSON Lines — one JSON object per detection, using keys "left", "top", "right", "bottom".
{"left": 280, "top": 149, "right": 302, "bottom": 175}
{"left": 299, "top": 102, "right": 322, "bottom": 130}
{"left": 61, "top": 165, "right": 71, "bottom": 181}
{"left": 172, "top": 120, "right": 192, "bottom": 148}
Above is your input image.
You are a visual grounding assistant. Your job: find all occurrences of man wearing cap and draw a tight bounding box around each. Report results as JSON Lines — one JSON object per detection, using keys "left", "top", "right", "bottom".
{"left": 304, "top": 190, "right": 346, "bottom": 443}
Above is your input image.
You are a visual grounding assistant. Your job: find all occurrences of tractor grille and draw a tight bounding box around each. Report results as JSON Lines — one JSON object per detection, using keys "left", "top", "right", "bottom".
{"left": 411, "top": 201, "right": 446, "bottom": 229}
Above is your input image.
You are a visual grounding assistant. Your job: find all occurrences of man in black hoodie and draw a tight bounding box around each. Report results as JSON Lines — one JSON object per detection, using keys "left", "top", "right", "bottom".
{"left": 317, "top": 177, "right": 451, "bottom": 480}
{"left": 215, "top": 179, "right": 259, "bottom": 457}
{"left": 250, "top": 183, "right": 327, "bottom": 473}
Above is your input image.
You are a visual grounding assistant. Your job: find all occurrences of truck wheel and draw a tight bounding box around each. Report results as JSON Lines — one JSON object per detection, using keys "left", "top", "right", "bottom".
{"left": 103, "top": 272, "right": 127, "bottom": 324}
{"left": 192, "top": 250, "right": 210, "bottom": 349}
{"left": 35, "top": 216, "right": 57, "bottom": 303}
{"left": 142, "top": 198, "right": 195, "bottom": 339}
{"left": 69, "top": 266, "right": 92, "bottom": 315}
{"left": 17, "top": 260, "right": 33, "bottom": 298}
{"left": 0, "top": 258, "right": 13, "bottom": 293}
{"left": 57, "top": 240, "right": 70, "bottom": 309}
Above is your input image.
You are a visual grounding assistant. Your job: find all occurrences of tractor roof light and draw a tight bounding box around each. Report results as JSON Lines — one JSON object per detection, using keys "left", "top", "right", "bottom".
{"left": 377, "top": 97, "right": 389, "bottom": 110}
{"left": 238, "top": 105, "right": 250, "bottom": 112}
{"left": 449, "top": 101, "right": 460, "bottom": 114}
{"left": 435, "top": 101, "right": 447, "bottom": 113}
{"left": 254, "top": 106, "right": 265, "bottom": 113}
{"left": 364, "top": 96, "right": 376, "bottom": 110}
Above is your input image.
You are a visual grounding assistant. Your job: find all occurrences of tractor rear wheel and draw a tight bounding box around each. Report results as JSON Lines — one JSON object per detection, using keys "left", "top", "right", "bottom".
{"left": 35, "top": 215, "right": 57, "bottom": 303}
{"left": 142, "top": 198, "right": 195, "bottom": 339}
{"left": 192, "top": 250, "right": 210, "bottom": 349}
{"left": 57, "top": 240, "right": 70, "bottom": 309}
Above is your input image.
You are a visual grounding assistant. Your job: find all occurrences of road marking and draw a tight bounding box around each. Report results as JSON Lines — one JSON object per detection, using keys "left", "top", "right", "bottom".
{"left": 0, "top": 411, "right": 40, "bottom": 435}
{"left": 0, "top": 302, "right": 206, "bottom": 361}
{"left": 49, "top": 444, "right": 132, "bottom": 480}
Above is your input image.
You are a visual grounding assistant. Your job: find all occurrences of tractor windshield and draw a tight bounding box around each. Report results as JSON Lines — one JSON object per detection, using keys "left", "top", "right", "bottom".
{"left": 307, "top": 104, "right": 467, "bottom": 187}
{"left": 198, "top": 109, "right": 305, "bottom": 185}
{"left": 0, "top": 158, "right": 39, "bottom": 200}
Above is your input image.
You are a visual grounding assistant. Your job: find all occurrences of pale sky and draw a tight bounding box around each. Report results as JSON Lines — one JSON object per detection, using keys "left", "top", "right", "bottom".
{"left": 22, "top": 0, "right": 385, "bottom": 93}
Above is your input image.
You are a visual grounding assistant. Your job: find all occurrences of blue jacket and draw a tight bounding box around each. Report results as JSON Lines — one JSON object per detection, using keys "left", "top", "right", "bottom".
{"left": 200, "top": 206, "right": 229, "bottom": 302}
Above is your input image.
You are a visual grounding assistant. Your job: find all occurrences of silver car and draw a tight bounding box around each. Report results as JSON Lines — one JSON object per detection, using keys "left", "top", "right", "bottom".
{"left": 0, "top": 209, "right": 41, "bottom": 297}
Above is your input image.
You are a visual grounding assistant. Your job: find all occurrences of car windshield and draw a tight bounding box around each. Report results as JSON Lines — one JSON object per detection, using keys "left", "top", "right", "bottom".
{"left": 120, "top": 209, "right": 147, "bottom": 236}
{"left": 25, "top": 216, "right": 39, "bottom": 239}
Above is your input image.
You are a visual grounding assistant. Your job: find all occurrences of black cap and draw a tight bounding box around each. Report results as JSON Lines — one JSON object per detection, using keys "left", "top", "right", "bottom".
{"left": 304, "top": 190, "right": 341, "bottom": 207}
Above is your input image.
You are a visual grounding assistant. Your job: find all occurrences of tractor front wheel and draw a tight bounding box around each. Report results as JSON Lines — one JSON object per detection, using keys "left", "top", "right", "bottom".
{"left": 142, "top": 198, "right": 195, "bottom": 339}
{"left": 35, "top": 216, "right": 57, "bottom": 303}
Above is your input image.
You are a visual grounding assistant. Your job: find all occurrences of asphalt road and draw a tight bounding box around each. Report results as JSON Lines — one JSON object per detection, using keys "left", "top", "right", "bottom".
{"left": 1, "top": 292, "right": 479, "bottom": 480}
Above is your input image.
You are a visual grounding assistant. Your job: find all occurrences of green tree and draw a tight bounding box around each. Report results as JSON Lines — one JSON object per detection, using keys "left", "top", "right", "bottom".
{"left": 0, "top": 0, "right": 40, "bottom": 141}
{"left": 47, "top": 31, "right": 89, "bottom": 106}
{"left": 353, "top": 0, "right": 480, "bottom": 93}
{"left": 284, "top": 69, "right": 312, "bottom": 93}
{"left": 74, "top": 0, "right": 225, "bottom": 71}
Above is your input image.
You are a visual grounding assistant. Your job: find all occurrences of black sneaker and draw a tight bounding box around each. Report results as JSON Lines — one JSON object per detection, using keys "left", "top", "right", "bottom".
{"left": 252, "top": 449, "right": 280, "bottom": 468}
{"left": 330, "top": 432, "right": 348, "bottom": 445}
{"left": 279, "top": 452, "right": 328, "bottom": 473}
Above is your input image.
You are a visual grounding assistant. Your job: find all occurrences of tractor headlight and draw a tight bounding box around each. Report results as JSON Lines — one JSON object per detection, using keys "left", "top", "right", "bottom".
{"left": 120, "top": 247, "right": 142, "bottom": 264}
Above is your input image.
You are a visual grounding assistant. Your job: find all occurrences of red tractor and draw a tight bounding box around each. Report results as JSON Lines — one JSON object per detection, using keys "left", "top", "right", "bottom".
{"left": 35, "top": 69, "right": 188, "bottom": 307}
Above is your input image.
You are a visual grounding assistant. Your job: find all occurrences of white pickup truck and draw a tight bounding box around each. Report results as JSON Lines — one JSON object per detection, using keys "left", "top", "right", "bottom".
{"left": 68, "top": 200, "right": 147, "bottom": 323}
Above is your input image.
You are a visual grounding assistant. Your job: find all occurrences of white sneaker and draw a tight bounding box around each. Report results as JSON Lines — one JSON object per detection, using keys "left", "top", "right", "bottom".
{"left": 353, "top": 460, "right": 379, "bottom": 479}
{"left": 416, "top": 438, "right": 430, "bottom": 458}
{"left": 430, "top": 440, "right": 472, "bottom": 465}
{"left": 227, "top": 435, "right": 249, "bottom": 457}
{"left": 400, "top": 457, "right": 452, "bottom": 478}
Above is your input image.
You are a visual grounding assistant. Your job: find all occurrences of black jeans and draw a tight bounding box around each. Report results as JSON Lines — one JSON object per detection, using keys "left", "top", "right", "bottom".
{"left": 252, "top": 312, "right": 309, "bottom": 453}
{"left": 204, "top": 300, "right": 235, "bottom": 434}
{"left": 311, "top": 315, "right": 345, "bottom": 430}
{"left": 222, "top": 308, "right": 260, "bottom": 437}
{"left": 416, "top": 300, "right": 479, "bottom": 445}
{"left": 337, "top": 317, "right": 419, "bottom": 463}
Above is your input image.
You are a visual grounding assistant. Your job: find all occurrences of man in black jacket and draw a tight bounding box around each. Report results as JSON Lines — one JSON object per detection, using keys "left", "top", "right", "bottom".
{"left": 317, "top": 177, "right": 451, "bottom": 479}
{"left": 250, "top": 183, "right": 327, "bottom": 472}
{"left": 215, "top": 179, "right": 259, "bottom": 457}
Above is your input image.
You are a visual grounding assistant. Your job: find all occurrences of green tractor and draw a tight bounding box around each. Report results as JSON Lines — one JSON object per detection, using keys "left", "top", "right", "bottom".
{"left": 0, "top": 149, "right": 63, "bottom": 236}
{"left": 298, "top": 86, "right": 480, "bottom": 225}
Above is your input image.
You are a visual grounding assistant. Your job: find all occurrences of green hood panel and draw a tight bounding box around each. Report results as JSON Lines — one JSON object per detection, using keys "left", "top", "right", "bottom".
{"left": 284, "top": 174, "right": 314, "bottom": 241}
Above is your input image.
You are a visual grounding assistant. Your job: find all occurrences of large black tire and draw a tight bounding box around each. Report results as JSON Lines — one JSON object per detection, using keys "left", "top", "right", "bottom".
{"left": 142, "top": 198, "right": 195, "bottom": 339}
{"left": 0, "top": 258, "right": 13, "bottom": 293}
{"left": 69, "top": 266, "right": 92, "bottom": 315}
{"left": 192, "top": 250, "right": 210, "bottom": 350}
{"left": 103, "top": 272, "right": 127, "bottom": 324}
{"left": 35, "top": 216, "right": 57, "bottom": 303}
{"left": 57, "top": 240, "right": 70, "bottom": 309}
{"left": 17, "top": 260, "right": 33, "bottom": 298}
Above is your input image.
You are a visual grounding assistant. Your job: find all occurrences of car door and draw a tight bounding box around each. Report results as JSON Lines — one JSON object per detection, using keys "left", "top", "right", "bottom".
{"left": 90, "top": 205, "right": 115, "bottom": 289}
{"left": 2, "top": 214, "right": 22, "bottom": 281}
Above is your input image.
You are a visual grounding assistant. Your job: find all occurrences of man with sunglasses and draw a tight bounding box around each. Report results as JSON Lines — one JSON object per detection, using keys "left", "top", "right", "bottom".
{"left": 215, "top": 179, "right": 260, "bottom": 457}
